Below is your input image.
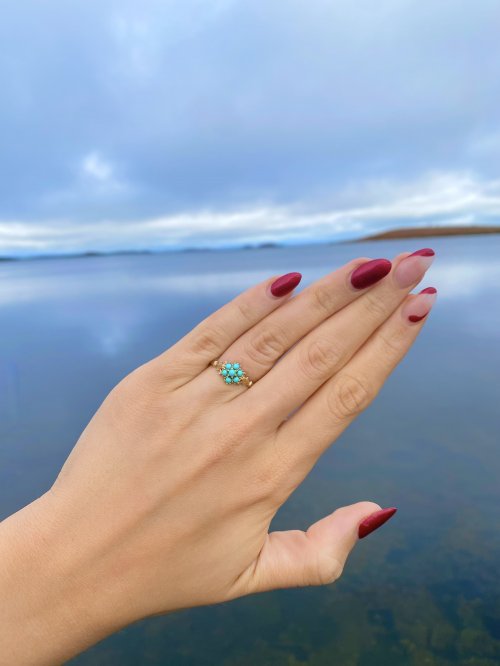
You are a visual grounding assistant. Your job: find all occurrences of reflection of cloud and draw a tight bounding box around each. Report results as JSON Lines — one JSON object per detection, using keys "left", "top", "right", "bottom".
{"left": 96, "top": 321, "right": 134, "bottom": 356}
{"left": 431, "top": 261, "right": 500, "bottom": 299}
{"left": 0, "top": 246, "right": 500, "bottom": 308}
{"left": 2, "top": 243, "right": 499, "bottom": 351}
{"left": 2, "top": 171, "right": 500, "bottom": 257}
{"left": 0, "top": 268, "right": 270, "bottom": 307}
{"left": 431, "top": 259, "right": 500, "bottom": 339}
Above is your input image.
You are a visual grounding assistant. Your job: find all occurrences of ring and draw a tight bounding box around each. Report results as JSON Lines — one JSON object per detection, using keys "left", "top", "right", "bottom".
{"left": 210, "top": 360, "right": 253, "bottom": 387}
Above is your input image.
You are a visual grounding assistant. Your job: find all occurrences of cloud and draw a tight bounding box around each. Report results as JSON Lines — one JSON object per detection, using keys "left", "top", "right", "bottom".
{"left": 81, "top": 152, "right": 113, "bottom": 182}
{"left": 1, "top": 170, "right": 499, "bottom": 256}
{"left": 0, "top": 0, "right": 499, "bottom": 254}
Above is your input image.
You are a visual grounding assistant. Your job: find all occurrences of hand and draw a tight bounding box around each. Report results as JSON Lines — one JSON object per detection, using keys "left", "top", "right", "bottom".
{"left": 0, "top": 249, "right": 436, "bottom": 664}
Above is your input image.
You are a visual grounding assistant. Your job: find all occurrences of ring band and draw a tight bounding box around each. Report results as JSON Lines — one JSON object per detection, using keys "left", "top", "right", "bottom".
{"left": 211, "top": 360, "right": 253, "bottom": 387}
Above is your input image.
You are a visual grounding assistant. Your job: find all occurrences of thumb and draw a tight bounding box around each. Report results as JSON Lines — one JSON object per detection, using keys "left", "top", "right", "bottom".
{"left": 245, "top": 502, "right": 397, "bottom": 594}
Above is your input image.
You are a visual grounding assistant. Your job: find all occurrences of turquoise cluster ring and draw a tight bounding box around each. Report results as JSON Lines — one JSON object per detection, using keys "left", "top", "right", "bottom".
{"left": 210, "top": 360, "right": 253, "bottom": 387}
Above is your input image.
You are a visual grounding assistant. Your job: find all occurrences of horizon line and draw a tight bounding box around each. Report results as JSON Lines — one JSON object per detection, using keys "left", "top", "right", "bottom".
{"left": 2, "top": 223, "right": 500, "bottom": 263}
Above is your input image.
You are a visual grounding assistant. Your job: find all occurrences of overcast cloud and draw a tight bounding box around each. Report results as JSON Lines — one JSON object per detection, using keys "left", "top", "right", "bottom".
{"left": 1, "top": 0, "right": 499, "bottom": 255}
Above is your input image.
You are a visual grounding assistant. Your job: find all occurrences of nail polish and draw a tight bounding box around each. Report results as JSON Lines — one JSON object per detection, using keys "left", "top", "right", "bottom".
{"left": 411, "top": 248, "right": 435, "bottom": 257}
{"left": 270, "top": 272, "right": 302, "bottom": 297}
{"left": 350, "top": 259, "right": 392, "bottom": 290}
{"left": 394, "top": 248, "right": 435, "bottom": 288}
{"left": 358, "top": 507, "right": 397, "bottom": 539}
{"left": 404, "top": 286, "right": 437, "bottom": 323}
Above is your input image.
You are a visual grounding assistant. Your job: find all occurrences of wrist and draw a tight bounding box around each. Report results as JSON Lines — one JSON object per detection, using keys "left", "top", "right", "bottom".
{"left": 0, "top": 490, "right": 132, "bottom": 665}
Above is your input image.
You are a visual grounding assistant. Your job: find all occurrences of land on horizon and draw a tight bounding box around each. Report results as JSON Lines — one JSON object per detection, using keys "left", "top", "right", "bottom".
{"left": 1, "top": 224, "right": 499, "bottom": 262}
{"left": 360, "top": 224, "right": 500, "bottom": 241}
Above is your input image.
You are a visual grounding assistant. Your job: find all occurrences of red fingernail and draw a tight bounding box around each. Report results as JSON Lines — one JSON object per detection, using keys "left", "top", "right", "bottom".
{"left": 394, "top": 249, "right": 436, "bottom": 288}
{"left": 270, "top": 272, "right": 302, "bottom": 297}
{"left": 410, "top": 248, "right": 435, "bottom": 257}
{"left": 358, "top": 507, "right": 397, "bottom": 539}
{"left": 405, "top": 286, "right": 438, "bottom": 323}
{"left": 350, "top": 259, "right": 392, "bottom": 290}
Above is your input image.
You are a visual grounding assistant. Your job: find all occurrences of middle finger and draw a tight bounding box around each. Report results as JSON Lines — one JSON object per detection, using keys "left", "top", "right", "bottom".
{"left": 244, "top": 248, "right": 435, "bottom": 424}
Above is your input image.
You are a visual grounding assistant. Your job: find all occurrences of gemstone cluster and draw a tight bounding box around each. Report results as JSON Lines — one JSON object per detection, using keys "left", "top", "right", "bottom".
{"left": 219, "top": 362, "right": 245, "bottom": 384}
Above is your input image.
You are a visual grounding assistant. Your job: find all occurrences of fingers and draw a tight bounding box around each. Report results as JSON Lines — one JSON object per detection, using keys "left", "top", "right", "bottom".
{"left": 174, "top": 256, "right": 392, "bottom": 402}
{"left": 217, "top": 257, "right": 391, "bottom": 383}
{"left": 157, "top": 272, "right": 302, "bottom": 387}
{"left": 245, "top": 249, "right": 435, "bottom": 423}
{"left": 275, "top": 286, "right": 437, "bottom": 469}
{"left": 237, "top": 502, "right": 397, "bottom": 595}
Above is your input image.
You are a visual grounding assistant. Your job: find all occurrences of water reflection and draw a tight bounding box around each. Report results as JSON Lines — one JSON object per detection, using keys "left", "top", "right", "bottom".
{"left": 0, "top": 235, "right": 499, "bottom": 664}
{"left": 2, "top": 243, "right": 500, "bottom": 307}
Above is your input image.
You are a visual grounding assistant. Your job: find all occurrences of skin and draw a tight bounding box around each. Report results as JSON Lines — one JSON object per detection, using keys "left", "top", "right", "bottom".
{"left": 0, "top": 252, "right": 435, "bottom": 665}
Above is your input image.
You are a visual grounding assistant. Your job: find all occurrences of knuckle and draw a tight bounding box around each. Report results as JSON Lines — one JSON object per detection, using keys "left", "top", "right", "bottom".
{"left": 106, "top": 365, "right": 167, "bottom": 423}
{"left": 206, "top": 422, "right": 250, "bottom": 464}
{"left": 245, "top": 324, "right": 289, "bottom": 366}
{"left": 316, "top": 553, "right": 344, "bottom": 586}
{"left": 299, "top": 338, "right": 342, "bottom": 381}
{"left": 209, "top": 411, "right": 270, "bottom": 470}
{"left": 217, "top": 413, "right": 256, "bottom": 450}
{"left": 311, "top": 283, "right": 337, "bottom": 314}
{"left": 230, "top": 415, "right": 255, "bottom": 441}
{"left": 327, "top": 374, "right": 374, "bottom": 420}
{"left": 191, "top": 322, "right": 225, "bottom": 358}
{"left": 363, "top": 293, "right": 388, "bottom": 319}
{"left": 235, "top": 298, "right": 255, "bottom": 325}
{"left": 204, "top": 440, "right": 231, "bottom": 466}
{"left": 113, "top": 364, "right": 152, "bottom": 399}
{"left": 250, "top": 464, "right": 282, "bottom": 502}
{"left": 378, "top": 328, "right": 404, "bottom": 357}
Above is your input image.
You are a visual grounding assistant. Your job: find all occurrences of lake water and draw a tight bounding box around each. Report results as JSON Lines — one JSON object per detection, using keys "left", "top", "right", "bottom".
{"left": 1, "top": 236, "right": 499, "bottom": 665}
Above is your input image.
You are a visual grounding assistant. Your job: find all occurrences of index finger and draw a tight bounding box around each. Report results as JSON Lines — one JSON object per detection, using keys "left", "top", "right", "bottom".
{"left": 158, "top": 272, "right": 302, "bottom": 387}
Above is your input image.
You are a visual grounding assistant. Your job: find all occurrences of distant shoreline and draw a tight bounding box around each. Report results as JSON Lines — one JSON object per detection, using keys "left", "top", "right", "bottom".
{"left": 1, "top": 225, "right": 499, "bottom": 262}
{"left": 358, "top": 224, "right": 500, "bottom": 241}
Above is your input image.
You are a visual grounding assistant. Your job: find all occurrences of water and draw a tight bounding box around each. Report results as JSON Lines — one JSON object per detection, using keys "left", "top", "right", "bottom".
{"left": 1, "top": 236, "right": 499, "bottom": 665}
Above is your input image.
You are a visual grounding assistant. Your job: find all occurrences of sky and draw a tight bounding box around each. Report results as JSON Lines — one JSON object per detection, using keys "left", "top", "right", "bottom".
{"left": 1, "top": 0, "right": 500, "bottom": 256}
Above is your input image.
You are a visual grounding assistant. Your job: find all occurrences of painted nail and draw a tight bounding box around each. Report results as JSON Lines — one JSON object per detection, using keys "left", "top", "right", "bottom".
{"left": 350, "top": 258, "right": 392, "bottom": 290}
{"left": 358, "top": 507, "right": 397, "bottom": 539}
{"left": 270, "top": 272, "right": 302, "bottom": 297}
{"left": 404, "top": 286, "right": 437, "bottom": 323}
{"left": 393, "top": 248, "right": 435, "bottom": 288}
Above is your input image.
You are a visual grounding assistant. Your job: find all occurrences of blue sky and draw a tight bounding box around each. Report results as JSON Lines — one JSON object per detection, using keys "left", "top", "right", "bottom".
{"left": 1, "top": 0, "right": 500, "bottom": 256}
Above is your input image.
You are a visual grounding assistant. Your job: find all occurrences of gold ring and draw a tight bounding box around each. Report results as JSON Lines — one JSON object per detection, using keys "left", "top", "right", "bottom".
{"left": 210, "top": 360, "right": 253, "bottom": 387}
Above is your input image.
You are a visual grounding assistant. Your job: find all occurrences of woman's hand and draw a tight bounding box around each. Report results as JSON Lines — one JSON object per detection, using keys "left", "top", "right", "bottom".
{"left": 0, "top": 249, "right": 436, "bottom": 665}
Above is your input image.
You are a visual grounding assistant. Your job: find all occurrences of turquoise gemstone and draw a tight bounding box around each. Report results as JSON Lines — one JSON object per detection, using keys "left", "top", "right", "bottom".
{"left": 222, "top": 369, "right": 228, "bottom": 376}
{"left": 237, "top": 370, "right": 243, "bottom": 376}
{"left": 225, "top": 377, "right": 232, "bottom": 383}
{"left": 233, "top": 363, "right": 240, "bottom": 369}
{"left": 225, "top": 363, "right": 232, "bottom": 369}
{"left": 233, "top": 376, "right": 240, "bottom": 383}
{"left": 229, "top": 369, "right": 235, "bottom": 376}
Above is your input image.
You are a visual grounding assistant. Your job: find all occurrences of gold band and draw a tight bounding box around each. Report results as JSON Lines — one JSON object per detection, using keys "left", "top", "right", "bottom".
{"left": 211, "top": 360, "right": 253, "bottom": 387}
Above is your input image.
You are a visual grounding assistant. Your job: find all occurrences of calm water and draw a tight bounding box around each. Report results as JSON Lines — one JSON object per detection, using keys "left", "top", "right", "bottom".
{"left": 1, "top": 236, "right": 499, "bottom": 665}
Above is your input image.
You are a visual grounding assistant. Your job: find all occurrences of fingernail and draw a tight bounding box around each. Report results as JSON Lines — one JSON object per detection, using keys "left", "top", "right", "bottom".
{"left": 270, "top": 272, "right": 302, "bottom": 297}
{"left": 403, "top": 286, "right": 437, "bottom": 323}
{"left": 358, "top": 507, "right": 397, "bottom": 539}
{"left": 350, "top": 258, "right": 392, "bottom": 290}
{"left": 393, "top": 248, "right": 435, "bottom": 288}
